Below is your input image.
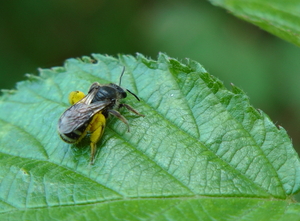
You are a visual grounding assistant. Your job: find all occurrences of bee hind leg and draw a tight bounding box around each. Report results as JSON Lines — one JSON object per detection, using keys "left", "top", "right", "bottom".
{"left": 89, "top": 112, "right": 106, "bottom": 164}
{"left": 68, "top": 91, "right": 85, "bottom": 105}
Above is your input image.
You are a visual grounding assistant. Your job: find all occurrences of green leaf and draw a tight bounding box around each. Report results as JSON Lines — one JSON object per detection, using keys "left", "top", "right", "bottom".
{"left": 209, "top": 0, "right": 300, "bottom": 47}
{"left": 0, "top": 53, "right": 300, "bottom": 220}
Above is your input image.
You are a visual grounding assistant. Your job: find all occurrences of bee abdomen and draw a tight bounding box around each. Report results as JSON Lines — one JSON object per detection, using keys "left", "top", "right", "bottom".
{"left": 59, "top": 129, "right": 83, "bottom": 144}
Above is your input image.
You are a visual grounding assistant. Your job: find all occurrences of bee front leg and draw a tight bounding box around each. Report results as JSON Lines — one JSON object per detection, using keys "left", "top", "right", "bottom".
{"left": 89, "top": 112, "right": 106, "bottom": 164}
{"left": 120, "top": 103, "right": 145, "bottom": 117}
{"left": 108, "top": 109, "right": 130, "bottom": 132}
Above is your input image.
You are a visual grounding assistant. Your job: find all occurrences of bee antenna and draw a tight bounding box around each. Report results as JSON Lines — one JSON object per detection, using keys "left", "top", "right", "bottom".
{"left": 119, "top": 66, "right": 126, "bottom": 86}
{"left": 118, "top": 67, "right": 140, "bottom": 101}
{"left": 127, "top": 89, "right": 140, "bottom": 101}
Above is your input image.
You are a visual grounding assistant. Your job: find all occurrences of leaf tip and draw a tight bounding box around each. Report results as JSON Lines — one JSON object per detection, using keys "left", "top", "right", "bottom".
{"left": 230, "top": 83, "right": 245, "bottom": 95}
{"left": 136, "top": 53, "right": 159, "bottom": 69}
{"left": 25, "top": 73, "right": 41, "bottom": 81}
{"left": 81, "top": 55, "right": 98, "bottom": 64}
{"left": 0, "top": 89, "right": 17, "bottom": 100}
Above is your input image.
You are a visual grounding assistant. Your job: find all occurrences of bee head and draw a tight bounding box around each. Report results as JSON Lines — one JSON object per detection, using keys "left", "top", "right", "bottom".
{"left": 109, "top": 83, "right": 127, "bottom": 99}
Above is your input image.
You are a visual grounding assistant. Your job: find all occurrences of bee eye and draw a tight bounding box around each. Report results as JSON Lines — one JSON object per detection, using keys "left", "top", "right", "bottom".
{"left": 122, "top": 91, "right": 127, "bottom": 98}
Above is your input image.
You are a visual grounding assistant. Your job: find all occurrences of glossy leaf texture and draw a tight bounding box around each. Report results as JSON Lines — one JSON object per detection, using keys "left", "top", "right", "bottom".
{"left": 0, "top": 53, "right": 300, "bottom": 220}
{"left": 209, "top": 0, "right": 300, "bottom": 47}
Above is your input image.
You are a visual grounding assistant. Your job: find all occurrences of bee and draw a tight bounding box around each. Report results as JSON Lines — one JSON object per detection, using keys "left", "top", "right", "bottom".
{"left": 57, "top": 68, "right": 144, "bottom": 164}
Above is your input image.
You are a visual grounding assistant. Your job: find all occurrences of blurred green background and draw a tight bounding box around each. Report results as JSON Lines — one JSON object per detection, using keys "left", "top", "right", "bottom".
{"left": 1, "top": 0, "right": 300, "bottom": 153}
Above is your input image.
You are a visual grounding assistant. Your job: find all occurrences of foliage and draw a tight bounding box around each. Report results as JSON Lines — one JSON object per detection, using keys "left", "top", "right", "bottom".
{"left": 0, "top": 53, "right": 299, "bottom": 220}
{"left": 210, "top": 0, "right": 300, "bottom": 47}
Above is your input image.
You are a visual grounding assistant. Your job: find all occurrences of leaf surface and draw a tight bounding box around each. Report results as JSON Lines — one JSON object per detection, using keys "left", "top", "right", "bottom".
{"left": 0, "top": 53, "right": 299, "bottom": 220}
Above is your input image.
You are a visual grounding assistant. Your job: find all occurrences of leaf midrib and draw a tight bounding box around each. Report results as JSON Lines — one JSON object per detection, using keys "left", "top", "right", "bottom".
{"left": 0, "top": 194, "right": 290, "bottom": 214}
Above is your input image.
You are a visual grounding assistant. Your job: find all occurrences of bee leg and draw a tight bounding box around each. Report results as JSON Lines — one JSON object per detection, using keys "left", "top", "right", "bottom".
{"left": 89, "top": 112, "right": 106, "bottom": 164}
{"left": 108, "top": 109, "right": 130, "bottom": 132}
{"left": 120, "top": 103, "right": 145, "bottom": 117}
{"left": 68, "top": 91, "right": 85, "bottom": 105}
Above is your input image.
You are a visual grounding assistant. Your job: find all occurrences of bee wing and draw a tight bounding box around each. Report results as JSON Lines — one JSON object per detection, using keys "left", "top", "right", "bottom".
{"left": 77, "top": 84, "right": 100, "bottom": 105}
{"left": 58, "top": 100, "right": 111, "bottom": 134}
